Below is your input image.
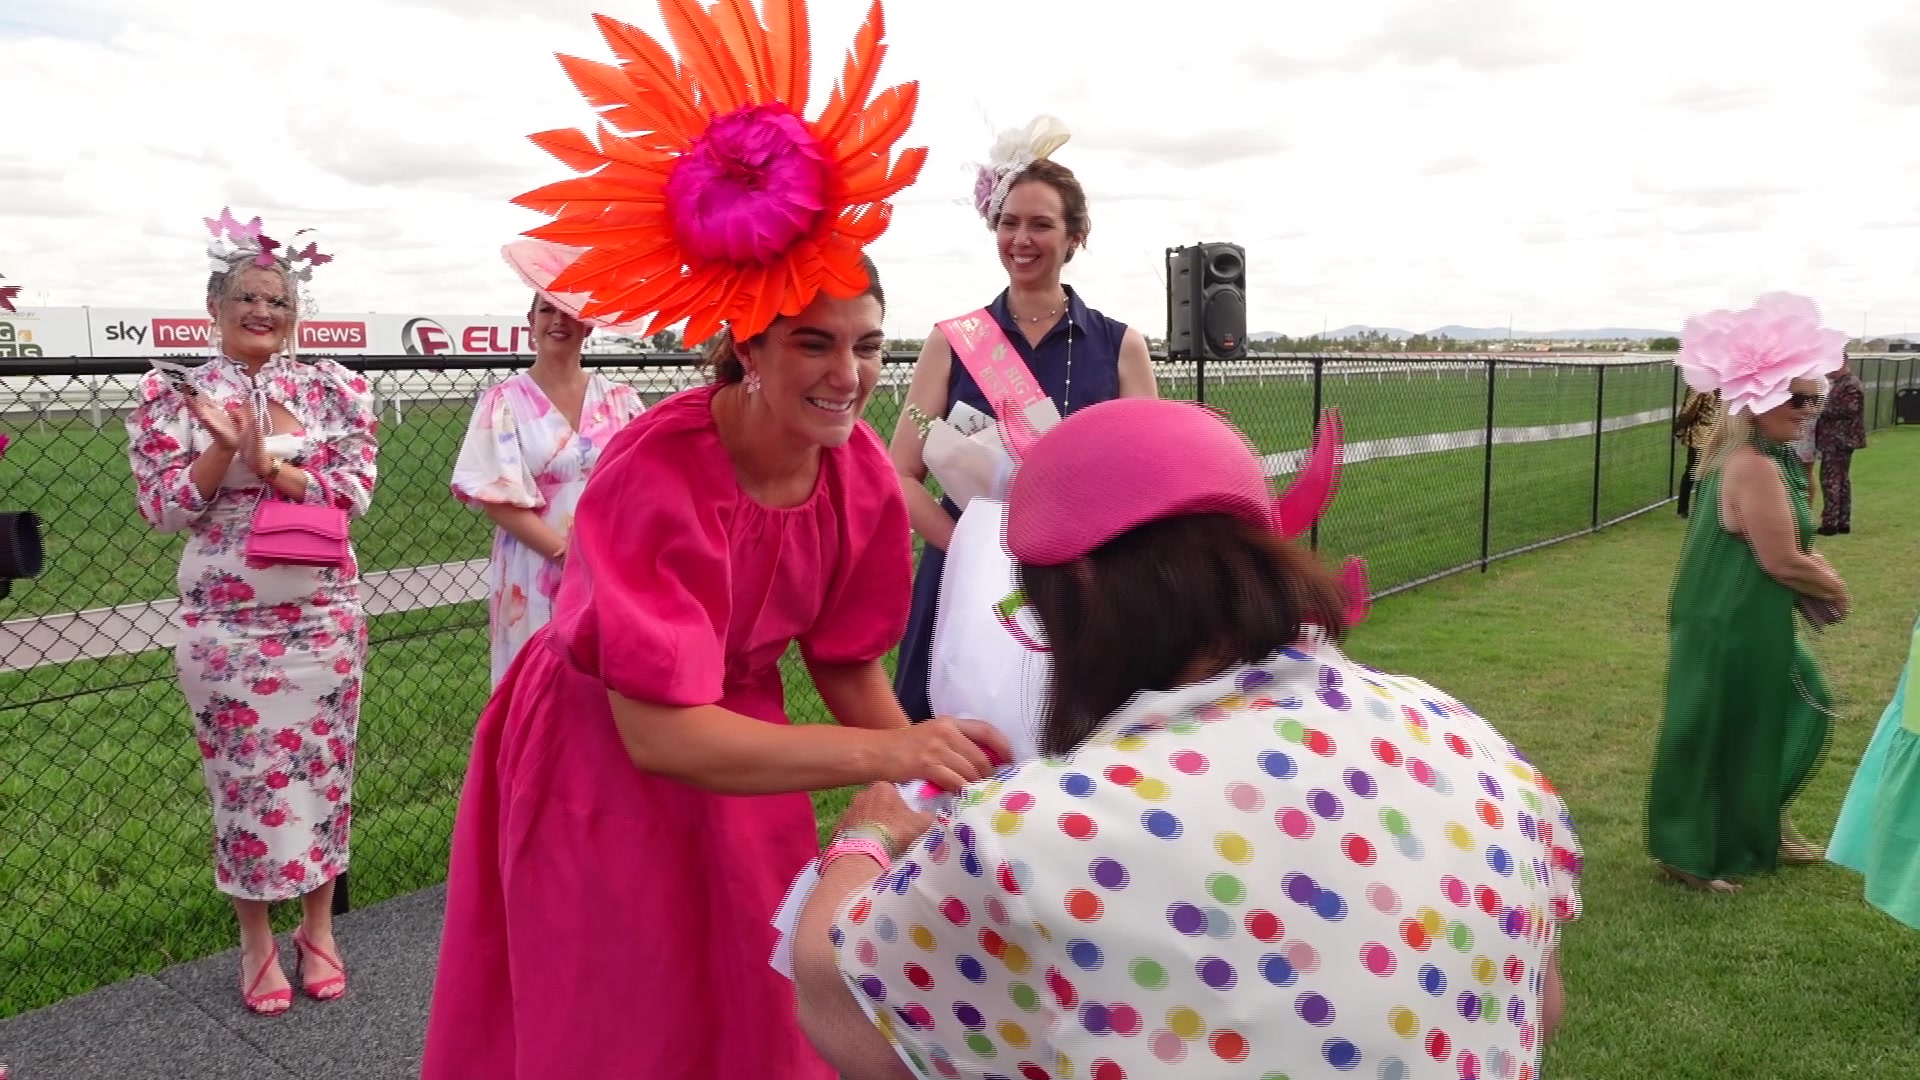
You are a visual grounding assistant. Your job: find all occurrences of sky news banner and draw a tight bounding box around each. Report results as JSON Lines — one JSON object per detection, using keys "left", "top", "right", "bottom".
{"left": 0, "top": 307, "right": 540, "bottom": 358}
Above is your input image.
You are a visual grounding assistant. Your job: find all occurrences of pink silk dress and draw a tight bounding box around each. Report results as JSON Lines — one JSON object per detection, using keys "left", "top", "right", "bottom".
{"left": 421, "top": 382, "right": 911, "bottom": 1079}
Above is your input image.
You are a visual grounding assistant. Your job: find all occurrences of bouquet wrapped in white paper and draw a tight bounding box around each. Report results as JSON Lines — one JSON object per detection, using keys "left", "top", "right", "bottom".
{"left": 911, "top": 398, "right": 1057, "bottom": 512}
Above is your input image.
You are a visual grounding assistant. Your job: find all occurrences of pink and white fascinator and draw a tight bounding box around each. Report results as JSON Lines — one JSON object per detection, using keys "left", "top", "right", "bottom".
{"left": 973, "top": 115, "right": 1072, "bottom": 227}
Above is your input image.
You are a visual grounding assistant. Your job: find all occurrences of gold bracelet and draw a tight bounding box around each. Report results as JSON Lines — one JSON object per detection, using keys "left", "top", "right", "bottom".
{"left": 265, "top": 458, "right": 282, "bottom": 481}
{"left": 836, "top": 823, "right": 896, "bottom": 857}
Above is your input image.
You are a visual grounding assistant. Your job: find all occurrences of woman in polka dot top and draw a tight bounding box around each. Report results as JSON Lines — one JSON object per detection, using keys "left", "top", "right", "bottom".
{"left": 792, "top": 398, "right": 1584, "bottom": 1080}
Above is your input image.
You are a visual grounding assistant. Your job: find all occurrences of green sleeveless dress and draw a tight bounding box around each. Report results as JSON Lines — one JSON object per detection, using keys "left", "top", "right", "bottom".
{"left": 1647, "top": 436, "right": 1834, "bottom": 879}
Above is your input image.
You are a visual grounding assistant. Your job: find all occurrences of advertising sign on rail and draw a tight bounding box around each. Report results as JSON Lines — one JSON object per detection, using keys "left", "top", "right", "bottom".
{"left": 0, "top": 306, "right": 539, "bottom": 358}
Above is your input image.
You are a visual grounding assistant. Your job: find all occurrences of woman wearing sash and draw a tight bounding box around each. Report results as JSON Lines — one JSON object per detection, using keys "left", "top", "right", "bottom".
{"left": 421, "top": 4, "right": 1009, "bottom": 1077}
{"left": 890, "top": 117, "right": 1158, "bottom": 721}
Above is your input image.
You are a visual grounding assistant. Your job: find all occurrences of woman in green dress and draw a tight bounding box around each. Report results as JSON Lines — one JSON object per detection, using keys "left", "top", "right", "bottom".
{"left": 1647, "top": 292, "right": 1853, "bottom": 893}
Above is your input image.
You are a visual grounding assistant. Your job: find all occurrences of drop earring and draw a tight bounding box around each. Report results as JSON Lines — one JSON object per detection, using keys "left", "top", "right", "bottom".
{"left": 744, "top": 368, "right": 762, "bottom": 395}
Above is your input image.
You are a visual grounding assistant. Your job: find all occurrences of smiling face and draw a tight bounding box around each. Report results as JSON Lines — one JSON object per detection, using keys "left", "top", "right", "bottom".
{"left": 1754, "top": 376, "right": 1825, "bottom": 442}
{"left": 735, "top": 290, "right": 884, "bottom": 450}
{"left": 529, "top": 293, "right": 590, "bottom": 360}
{"left": 209, "top": 264, "right": 294, "bottom": 362}
{"left": 995, "top": 179, "right": 1079, "bottom": 288}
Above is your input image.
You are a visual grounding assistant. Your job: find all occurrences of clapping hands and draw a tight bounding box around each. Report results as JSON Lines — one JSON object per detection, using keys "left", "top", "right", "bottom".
{"left": 188, "top": 396, "right": 271, "bottom": 476}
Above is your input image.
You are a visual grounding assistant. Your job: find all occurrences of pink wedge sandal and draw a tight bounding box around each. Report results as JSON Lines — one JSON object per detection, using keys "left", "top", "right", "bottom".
{"left": 292, "top": 927, "right": 347, "bottom": 1001}
{"left": 243, "top": 942, "right": 293, "bottom": 1016}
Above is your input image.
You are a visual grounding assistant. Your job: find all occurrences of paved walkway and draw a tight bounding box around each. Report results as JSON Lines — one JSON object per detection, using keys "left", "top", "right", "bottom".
{"left": 0, "top": 887, "right": 443, "bottom": 1080}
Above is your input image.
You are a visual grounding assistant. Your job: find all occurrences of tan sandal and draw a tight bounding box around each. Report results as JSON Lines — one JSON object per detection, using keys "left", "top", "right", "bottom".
{"left": 1780, "top": 840, "right": 1825, "bottom": 865}
{"left": 1780, "top": 820, "right": 1825, "bottom": 865}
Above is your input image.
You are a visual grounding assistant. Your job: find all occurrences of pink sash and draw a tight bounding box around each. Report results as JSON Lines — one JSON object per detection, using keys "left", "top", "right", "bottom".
{"left": 936, "top": 309, "right": 1057, "bottom": 458}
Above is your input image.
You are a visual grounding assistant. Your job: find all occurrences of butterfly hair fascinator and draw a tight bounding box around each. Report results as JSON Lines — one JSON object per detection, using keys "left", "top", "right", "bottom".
{"left": 203, "top": 207, "right": 333, "bottom": 283}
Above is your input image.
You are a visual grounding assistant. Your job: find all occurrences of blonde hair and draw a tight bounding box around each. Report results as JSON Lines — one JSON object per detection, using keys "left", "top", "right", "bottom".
{"left": 1695, "top": 407, "right": 1752, "bottom": 480}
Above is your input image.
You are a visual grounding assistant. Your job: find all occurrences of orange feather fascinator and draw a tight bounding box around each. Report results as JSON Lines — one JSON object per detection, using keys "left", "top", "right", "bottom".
{"left": 507, "top": 0, "right": 928, "bottom": 344}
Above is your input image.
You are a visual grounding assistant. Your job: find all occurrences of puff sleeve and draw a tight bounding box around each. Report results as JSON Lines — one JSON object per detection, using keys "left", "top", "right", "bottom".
{"left": 125, "top": 371, "right": 210, "bottom": 534}
{"left": 450, "top": 382, "right": 542, "bottom": 510}
{"left": 798, "top": 426, "right": 912, "bottom": 668}
{"left": 305, "top": 360, "right": 379, "bottom": 518}
{"left": 546, "top": 413, "right": 732, "bottom": 707}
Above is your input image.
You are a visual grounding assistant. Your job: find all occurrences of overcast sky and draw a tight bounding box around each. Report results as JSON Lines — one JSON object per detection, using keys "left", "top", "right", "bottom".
{"left": 5, "top": 0, "right": 1920, "bottom": 337}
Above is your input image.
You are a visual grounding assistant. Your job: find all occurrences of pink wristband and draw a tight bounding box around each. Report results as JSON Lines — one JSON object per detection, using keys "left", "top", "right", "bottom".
{"left": 820, "top": 837, "right": 891, "bottom": 873}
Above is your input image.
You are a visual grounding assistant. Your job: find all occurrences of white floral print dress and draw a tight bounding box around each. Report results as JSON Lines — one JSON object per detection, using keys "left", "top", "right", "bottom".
{"left": 126, "top": 355, "right": 379, "bottom": 902}
{"left": 450, "top": 372, "right": 643, "bottom": 686}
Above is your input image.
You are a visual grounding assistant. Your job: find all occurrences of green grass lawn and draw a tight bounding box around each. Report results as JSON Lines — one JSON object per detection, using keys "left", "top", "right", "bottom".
{"left": 1340, "top": 427, "right": 1920, "bottom": 1079}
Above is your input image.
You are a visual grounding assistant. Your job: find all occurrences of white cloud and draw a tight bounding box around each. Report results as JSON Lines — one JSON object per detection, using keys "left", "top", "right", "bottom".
{"left": 1351, "top": 0, "right": 1567, "bottom": 72}
{"left": 1866, "top": 15, "right": 1920, "bottom": 105}
{"left": 4, "top": 0, "right": 1920, "bottom": 339}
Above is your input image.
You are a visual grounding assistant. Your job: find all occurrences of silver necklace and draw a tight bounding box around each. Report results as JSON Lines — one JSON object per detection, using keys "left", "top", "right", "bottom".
{"left": 1013, "top": 291, "right": 1068, "bottom": 324}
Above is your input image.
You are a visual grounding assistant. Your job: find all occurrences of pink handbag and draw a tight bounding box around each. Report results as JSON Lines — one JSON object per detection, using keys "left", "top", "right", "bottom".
{"left": 238, "top": 385, "right": 352, "bottom": 573}
{"left": 246, "top": 496, "right": 351, "bottom": 573}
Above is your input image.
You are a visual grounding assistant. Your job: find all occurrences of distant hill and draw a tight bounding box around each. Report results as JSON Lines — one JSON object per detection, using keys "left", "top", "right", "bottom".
{"left": 1253, "top": 324, "right": 1676, "bottom": 342}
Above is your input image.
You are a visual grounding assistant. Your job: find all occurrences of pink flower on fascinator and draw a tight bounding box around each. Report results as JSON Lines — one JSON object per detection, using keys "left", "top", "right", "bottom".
{"left": 1677, "top": 292, "right": 1847, "bottom": 416}
{"left": 973, "top": 166, "right": 1001, "bottom": 220}
{"left": 664, "top": 105, "right": 829, "bottom": 266}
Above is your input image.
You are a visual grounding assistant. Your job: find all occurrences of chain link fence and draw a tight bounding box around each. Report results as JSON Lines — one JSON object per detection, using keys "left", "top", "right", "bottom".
{"left": 1, "top": 350, "right": 1913, "bottom": 1016}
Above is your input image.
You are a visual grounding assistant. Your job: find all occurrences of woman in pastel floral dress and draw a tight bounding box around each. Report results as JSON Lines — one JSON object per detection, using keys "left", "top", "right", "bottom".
{"left": 451, "top": 292, "right": 643, "bottom": 685}
{"left": 126, "top": 217, "right": 378, "bottom": 1015}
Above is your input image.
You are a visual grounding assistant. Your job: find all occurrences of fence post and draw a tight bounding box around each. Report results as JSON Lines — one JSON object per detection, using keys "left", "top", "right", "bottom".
{"left": 1869, "top": 357, "right": 1882, "bottom": 431}
{"left": 1195, "top": 352, "right": 1207, "bottom": 405}
{"left": 1591, "top": 366, "right": 1606, "bottom": 529}
{"left": 1479, "top": 358, "right": 1496, "bottom": 571}
{"left": 1309, "top": 355, "right": 1324, "bottom": 552}
{"left": 1667, "top": 365, "right": 1679, "bottom": 497}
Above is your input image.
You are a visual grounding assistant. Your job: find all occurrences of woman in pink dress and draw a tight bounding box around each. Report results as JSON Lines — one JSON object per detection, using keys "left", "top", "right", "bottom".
{"left": 423, "top": 265, "right": 1010, "bottom": 1078}
{"left": 422, "top": 3, "right": 1000, "bottom": 1074}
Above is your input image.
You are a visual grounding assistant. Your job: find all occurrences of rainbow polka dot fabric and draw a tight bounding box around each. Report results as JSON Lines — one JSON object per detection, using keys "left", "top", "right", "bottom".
{"left": 831, "top": 629, "right": 1582, "bottom": 1079}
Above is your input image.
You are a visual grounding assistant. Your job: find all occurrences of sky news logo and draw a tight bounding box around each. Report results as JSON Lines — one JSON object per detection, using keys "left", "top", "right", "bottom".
{"left": 130, "top": 320, "right": 369, "bottom": 350}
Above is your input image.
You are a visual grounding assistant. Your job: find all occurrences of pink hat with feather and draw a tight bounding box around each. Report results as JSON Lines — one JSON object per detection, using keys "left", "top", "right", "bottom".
{"left": 1005, "top": 398, "right": 1370, "bottom": 623}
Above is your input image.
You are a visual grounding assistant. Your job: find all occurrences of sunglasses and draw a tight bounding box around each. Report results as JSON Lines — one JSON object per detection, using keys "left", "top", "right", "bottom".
{"left": 1787, "top": 391, "right": 1824, "bottom": 411}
